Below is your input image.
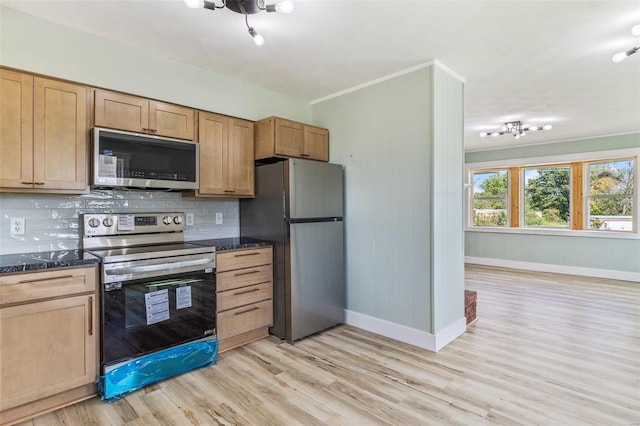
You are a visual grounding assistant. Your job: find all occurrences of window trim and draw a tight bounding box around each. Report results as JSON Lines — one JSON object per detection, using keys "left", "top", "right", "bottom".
{"left": 520, "top": 163, "right": 573, "bottom": 230}
{"left": 470, "top": 168, "right": 510, "bottom": 228}
{"left": 584, "top": 157, "right": 637, "bottom": 233}
{"left": 465, "top": 147, "right": 639, "bottom": 239}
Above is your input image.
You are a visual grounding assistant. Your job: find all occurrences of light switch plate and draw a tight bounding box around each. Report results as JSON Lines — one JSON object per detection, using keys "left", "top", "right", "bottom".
{"left": 10, "top": 218, "right": 25, "bottom": 236}
{"left": 215, "top": 213, "right": 223, "bottom": 225}
{"left": 186, "top": 213, "right": 194, "bottom": 226}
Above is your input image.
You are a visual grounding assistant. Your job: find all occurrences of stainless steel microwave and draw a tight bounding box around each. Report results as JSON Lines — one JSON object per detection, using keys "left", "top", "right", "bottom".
{"left": 92, "top": 128, "right": 199, "bottom": 190}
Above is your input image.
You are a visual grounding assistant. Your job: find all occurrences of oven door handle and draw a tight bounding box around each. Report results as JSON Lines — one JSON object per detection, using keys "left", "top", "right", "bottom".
{"left": 105, "top": 257, "right": 214, "bottom": 276}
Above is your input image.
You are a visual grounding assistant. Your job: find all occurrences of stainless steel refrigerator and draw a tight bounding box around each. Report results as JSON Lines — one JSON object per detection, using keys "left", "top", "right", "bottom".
{"left": 240, "top": 159, "right": 344, "bottom": 341}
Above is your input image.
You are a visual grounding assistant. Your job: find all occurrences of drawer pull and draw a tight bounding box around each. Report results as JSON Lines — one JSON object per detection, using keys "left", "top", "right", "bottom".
{"left": 234, "top": 252, "right": 260, "bottom": 257}
{"left": 224, "top": 190, "right": 236, "bottom": 193}
{"left": 21, "top": 181, "right": 34, "bottom": 185}
{"left": 234, "top": 306, "right": 260, "bottom": 316}
{"left": 234, "top": 270, "right": 260, "bottom": 277}
{"left": 88, "top": 296, "right": 94, "bottom": 336}
{"left": 18, "top": 275, "right": 74, "bottom": 284}
{"left": 34, "top": 182, "right": 46, "bottom": 185}
{"left": 300, "top": 154, "right": 310, "bottom": 157}
{"left": 234, "top": 288, "right": 260, "bottom": 296}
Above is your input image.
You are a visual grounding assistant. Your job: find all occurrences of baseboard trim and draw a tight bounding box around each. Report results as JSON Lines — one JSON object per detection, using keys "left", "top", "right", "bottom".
{"left": 344, "top": 310, "right": 466, "bottom": 352}
{"left": 465, "top": 256, "right": 640, "bottom": 283}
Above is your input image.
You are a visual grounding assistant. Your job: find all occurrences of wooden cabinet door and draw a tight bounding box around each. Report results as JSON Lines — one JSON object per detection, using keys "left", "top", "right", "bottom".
{"left": 33, "top": 78, "right": 88, "bottom": 190}
{"left": 303, "top": 125, "right": 329, "bottom": 161}
{"left": 274, "top": 117, "right": 303, "bottom": 157}
{"left": 150, "top": 101, "right": 194, "bottom": 140}
{"left": 227, "top": 118, "right": 254, "bottom": 197}
{"left": 0, "top": 294, "right": 97, "bottom": 411}
{"left": 0, "top": 69, "right": 34, "bottom": 188}
{"left": 94, "top": 89, "right": 149, "bottom": 134}
{"left": 198, "top": 111, "right": 227, "bottom": 195}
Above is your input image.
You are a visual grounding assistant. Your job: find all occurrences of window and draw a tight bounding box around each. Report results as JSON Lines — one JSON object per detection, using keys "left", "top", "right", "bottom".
{"left": 467, "top": 152, "right": 637, "bottom": 234}
{"left": 472, "top": 170, "right": 508, "bottom": 226}
{"left": 587, "top": 159, "right": 635, "bottom": 232}
{"left": 523, "top": 166, "right": 571, "bottom": 228}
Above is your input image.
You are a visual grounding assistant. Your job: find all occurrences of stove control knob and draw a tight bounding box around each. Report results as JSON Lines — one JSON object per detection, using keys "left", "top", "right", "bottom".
{"left": 102, "top": 217, "right": 114, "bottom": 227}
{"left": 163, "top": 216, "right": 172, "bottom": 225}
{"left": 173, "top": 216, "right": 183, "bottom": 225}
{"left": 88, "top": 218, "right": 100, "bottom": 228}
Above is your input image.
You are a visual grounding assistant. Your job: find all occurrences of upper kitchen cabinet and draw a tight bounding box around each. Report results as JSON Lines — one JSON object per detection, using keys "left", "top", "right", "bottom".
{"left": 255, "top": 116, "right": 329, "bottom": 162}
{"left": 195, "top": 111, "right": 255, "bottom": 198}
{"left": 94, "top": 89, "right": 195, "bottom": 140}
{"left": 0, "top": 69, "right": 88, "bottom": 193}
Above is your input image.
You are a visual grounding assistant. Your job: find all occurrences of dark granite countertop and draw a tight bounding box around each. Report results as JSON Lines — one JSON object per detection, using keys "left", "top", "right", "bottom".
{"left": 0, "top": 250, "right": 100, "bottom": 274}
{"left": 0, "top": 238, "right": 272, "bottom": 274}
{"left": 189, "top": 237, "right": 273, "bottom": 251}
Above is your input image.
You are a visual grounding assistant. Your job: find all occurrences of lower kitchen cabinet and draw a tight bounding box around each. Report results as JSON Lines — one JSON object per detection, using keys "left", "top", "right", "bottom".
{"left": 0, "top": 265, "right": 98, "bottom": 426}
{"left": 216, "top": 246, "right": 273, "bottom": 352}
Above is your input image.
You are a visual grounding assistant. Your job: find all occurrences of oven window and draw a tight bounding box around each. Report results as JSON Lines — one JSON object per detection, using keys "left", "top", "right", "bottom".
{"left": 124, "top": 278, "right": 205, "bottom": 329}
{"left": 103, "top": 271, "right": 215, "bottom": 366}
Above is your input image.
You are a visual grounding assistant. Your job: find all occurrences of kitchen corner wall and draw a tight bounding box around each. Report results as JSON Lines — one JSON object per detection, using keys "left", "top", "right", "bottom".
{"left": 0, "top": 191, "right": 238, "bottom": 255}
{"left": 312, "top": 63, "right": 465, "bottom": 349}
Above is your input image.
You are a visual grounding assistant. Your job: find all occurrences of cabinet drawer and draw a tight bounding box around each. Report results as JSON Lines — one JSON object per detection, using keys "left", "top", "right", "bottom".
{"left": 217, "top": 264, "right": 272, "bottom": 292}
{"left": 217, "top": 282, "right": 271, "bottom": 312}
{"left": 216, "top": 247, "right": 272, "bottom": 272}
{"left": 0, "top": 266, "right": 97, "bottom": 306}
{"left": 217, "top": 300, "right": 272, "bottom": 340}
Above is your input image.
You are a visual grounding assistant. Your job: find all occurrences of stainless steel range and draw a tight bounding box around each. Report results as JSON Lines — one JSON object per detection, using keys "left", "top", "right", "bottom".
{"left": 82, "top": 212, "right": 216, "bottom": 379}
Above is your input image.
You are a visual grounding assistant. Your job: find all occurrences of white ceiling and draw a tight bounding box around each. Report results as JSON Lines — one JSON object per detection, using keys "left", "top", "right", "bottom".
{"left": 3, "top": 0, "right": 640, "bottom": 151}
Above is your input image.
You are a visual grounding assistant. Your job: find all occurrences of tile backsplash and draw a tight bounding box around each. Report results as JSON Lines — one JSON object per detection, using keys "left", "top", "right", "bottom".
{"left": 0, "top": 190, "right": 239, "bottom": 255}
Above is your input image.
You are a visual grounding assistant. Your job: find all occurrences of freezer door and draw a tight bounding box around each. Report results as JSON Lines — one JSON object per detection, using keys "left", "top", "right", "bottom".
{"left": 288, "top": 159, "right": 343, "bottom": 219}
{"left": 289, "top": 220, "right": 344, "bottom": 341}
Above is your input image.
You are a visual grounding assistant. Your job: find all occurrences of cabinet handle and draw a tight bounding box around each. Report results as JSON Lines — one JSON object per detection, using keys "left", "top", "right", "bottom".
{"left": 234, "top": 270, "right": 260, "bottom": 276}
{"left": 234, "top": 306, "right": 260, "bottom": 316}
{"left": 300, "top": 154, "right": 310, "bottom": 157}
{"left": 34, "top": 182, "right": 45, "bottom": 185}
{"left": 18, "top": 275, "right": 74, "bottom": 284}
{"left": 149, "top": 129, "right": 157, "bottom": 133}
{"left": 88, "top": 296, "right": 94, "bottom": 336}
{"left": 21, "top": 181, "right": 34, "bottom": 185}
{"left": 234, "top": 252, "right": 259, "bottom": 257}
{"left": 233, "top": 288, "right": 260, "bottom": 296}
{"left": 224, "top": 190, "right": 236, "bottom": 193}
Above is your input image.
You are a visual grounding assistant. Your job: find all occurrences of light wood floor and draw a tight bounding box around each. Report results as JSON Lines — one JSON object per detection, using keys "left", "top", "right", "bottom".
{"left": 18, "top": 265, "right": 640, "bottom": 425}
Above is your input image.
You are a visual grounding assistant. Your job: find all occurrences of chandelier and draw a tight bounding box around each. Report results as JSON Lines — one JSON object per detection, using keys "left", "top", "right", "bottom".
{"left": 480, "top": 121, "right": 552, "bottom": 140}
{"left": 612, "top": 24, "right": 640, "bottom": 63}
{"left": 184, "top": 0, "right": 295, "bottom": 46}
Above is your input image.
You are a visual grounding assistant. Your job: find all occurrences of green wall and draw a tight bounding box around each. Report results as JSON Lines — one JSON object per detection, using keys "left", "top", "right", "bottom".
{"left": 313, "top": 65, "right": 465, "bottom": 335}
{"left": 0, "top": 6, "right": 311, "bottom": 122}
{"left": 465, "top": 133, "right": 640, "bottom": 276}
{"left": 313, "top": 67, "right": 433, "bottom": 331}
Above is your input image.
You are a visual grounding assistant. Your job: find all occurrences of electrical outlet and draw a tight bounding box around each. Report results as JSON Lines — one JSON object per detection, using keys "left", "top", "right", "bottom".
{"left": 215, "top": 213, "right": 223, "bottom": 225}
{"left": 10, "top": 218, "right": 25, "bottom": 236}
{"left": 186, "top": 213, "right": 194, "bottom": 226}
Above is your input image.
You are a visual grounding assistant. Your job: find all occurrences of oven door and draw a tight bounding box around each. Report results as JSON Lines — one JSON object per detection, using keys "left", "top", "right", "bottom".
{"left": 102, "top": 270, "right": 216, "bottom": 367}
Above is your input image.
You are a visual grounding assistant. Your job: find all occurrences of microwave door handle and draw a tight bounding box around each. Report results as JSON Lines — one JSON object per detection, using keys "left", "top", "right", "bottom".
{"left": 106, "top": 258, "right": 214, "bottom": 275}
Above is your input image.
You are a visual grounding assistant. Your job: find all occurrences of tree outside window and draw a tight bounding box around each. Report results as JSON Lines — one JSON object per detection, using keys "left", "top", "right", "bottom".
{"left": 587, "top": 159, "right": 634, "bottom": 231}
{"left": 472, "top": 170, "right": 508, "bottom": 226}
{"left": 523, "top": 167, "right": 571, "bottom": 227}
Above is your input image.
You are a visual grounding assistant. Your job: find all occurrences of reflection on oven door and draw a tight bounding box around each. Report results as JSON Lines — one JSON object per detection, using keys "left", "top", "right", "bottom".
{"left": 102, "top": 271, "right": 216, "bottom": 366}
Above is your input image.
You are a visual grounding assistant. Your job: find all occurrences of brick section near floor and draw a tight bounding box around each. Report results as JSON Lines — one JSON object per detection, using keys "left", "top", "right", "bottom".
{"left": 465, "top": 290, "right": 477, "bottom": 325}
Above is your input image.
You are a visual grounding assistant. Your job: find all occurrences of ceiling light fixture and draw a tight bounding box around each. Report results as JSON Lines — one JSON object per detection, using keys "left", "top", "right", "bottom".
{"left": 612, "top": 24, "right": 640, "bottom": 63}
{"left": 184, "top": 0, "right": 294, "bottom": 45}
{"left": 479, "top": 121, "right": 552, "bottom": 140}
